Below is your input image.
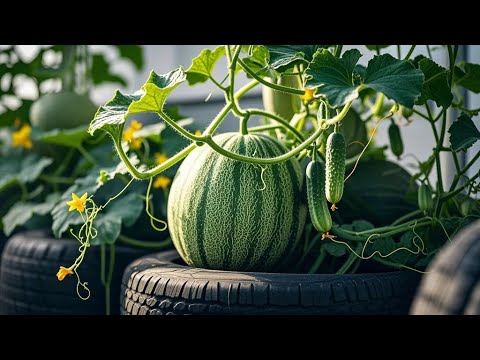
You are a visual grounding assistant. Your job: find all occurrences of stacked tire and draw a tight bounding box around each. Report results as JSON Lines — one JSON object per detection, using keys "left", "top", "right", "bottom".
{"left": 0, "top": 232, "right": 148, "bottom": 315}
{"left": 121, "top": 250, "right": 421, "bottom": 315}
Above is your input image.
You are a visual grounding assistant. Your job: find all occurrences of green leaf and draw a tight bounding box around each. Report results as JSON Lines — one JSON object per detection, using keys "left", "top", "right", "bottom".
{"left": 306, "top": 49, "right": 362, "bottom": 107}
{"left": 416, "top": 58, "right": 453, "bottom": 108}
{"left": 365, "top": 45, "right": 390, "bottom": 51}
{"left": 323, "top": 240, "right": 347, "bottom": 257}
{"left": 103, "top": 192, "right": 143, "bottom": 227}
{"left": 448, "top": 113, "right": 480, "bottom": 152}
{"left": 38, "top": 125, "right": 89, "bottom": 148}
{"left": 308, "top": 51, "right": 423, "bottom": 108}
{"left": 0, "top": 153, "right": 53, "bottom": 191}
{"left": 242, "top": 45, "right": 270, "bottom": 78}
{"left": 88, "top": 90, "right": 141, "bottom": 136}
{"left": 126, "top": 68, "right": 186, "bottom": 118}
{"left": 91, "top": 54, "right": 127, "bottom": 86}
{"left": 2, "top": 193, "right": 59, "bottom": 236}
{"left": 264, "top": 45, "right": 329, "bottom": 72}
{"left": 114, "top": 45, "right": 144, "bottom": 70}
{"left": 455, "top": 62, "right": 480, "bottom": 93}
{"left": 364, "top": 54, "right": 424, "bottom": 108}
{"left": 91, "top": 214, "right": 121, "bottom": 245}
{"left": 186, "top": 46, "right": 225, "bottom": 86}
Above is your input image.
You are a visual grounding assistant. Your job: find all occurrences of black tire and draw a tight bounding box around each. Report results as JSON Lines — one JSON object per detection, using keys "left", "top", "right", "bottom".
{"left": 0, "top": 231, "right": 149, "bottom": 315}
{"left": 410, "top": 220, "right": 480, "bottom": 315}
{"left": 121, "top": 250, "right": 421, "bottom": 315}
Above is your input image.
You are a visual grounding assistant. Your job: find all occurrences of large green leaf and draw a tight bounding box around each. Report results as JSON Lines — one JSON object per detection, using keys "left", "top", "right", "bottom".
{"left": 88, "top": 90, "right": 142, "bottom": 136}
{"left": 186, "top": 46, "right": 225, "bottom": 86}
{"left": 263, "top": 45, "right": 328, "bottom": 72}
{"left": 307, "top": 51, "right": 424, "bottom": 108}
{"left": 364, "top": 54, "right": 424, "bottom": 108}
{"left": 103, "top": 192, "right": 143, "bottom": 227}
{"left": 241, "top": 45, "right": 270, "bottom": 77}
{"left": 127, "top": 68, "right": 186, "bottom": 117}
{"left": 416, "top": 58, "right": 453, "bottom": 108}
{"left": 114, "top": 45, "right": 144, "bottom": 70}
{"left": 91, "top": 214, "right": 122, "bottom": 245}
{"left": 455, "top": 62, "right": 480, "bottom": 93}
{"left": 0, "top": 153, "right": 53, "bottom": 191}
{"left": 2, "top": 193, "right": 59, "bottom": 236}
{"left": 38, "top": 125, "right": 89, "bottom": 148}
{"left": 448, "top": 113, "right": 480, "bottom": 152}
{"left": 306, "top": 49, "right": 361, "bottom": 108}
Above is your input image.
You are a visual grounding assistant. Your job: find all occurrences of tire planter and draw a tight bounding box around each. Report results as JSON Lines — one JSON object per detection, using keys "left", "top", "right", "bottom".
{"left": 0, "top": 231, "right": 149, "bottom": 315}
{"left": 121, "top": 250, "right": 421, "bottom": 315}
{"left": 410, "top": 220, "right": 480, "bottom": 315}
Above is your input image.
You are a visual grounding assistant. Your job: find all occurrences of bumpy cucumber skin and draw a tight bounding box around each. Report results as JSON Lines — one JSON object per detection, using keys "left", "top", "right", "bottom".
{"left": 306, "top": 160, "right": 332, "bottom": 233}
{"left": 418, "top": 184, "right": 433, "bottom": 213}
{"left": 388, "top": 121, "right": 404, "bottom": 158}
{"left": 325, "top": 132, "right": 346, "bottom": 206}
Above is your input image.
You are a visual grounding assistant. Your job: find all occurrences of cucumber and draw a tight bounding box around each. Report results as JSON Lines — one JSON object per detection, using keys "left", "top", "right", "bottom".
{"left": 418, "top": 183, "right": 433, "bottom": 214}
{"left": 388, "top": 120, "right": 404, "bottom": 159}
{"left": 325, "top": 132, "right": 346, "bottom": 210}
{"left": 306, "top": 160, "right": 332, "bottom": 233}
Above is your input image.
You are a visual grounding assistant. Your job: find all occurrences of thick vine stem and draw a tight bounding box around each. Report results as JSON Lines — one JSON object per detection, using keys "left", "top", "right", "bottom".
{"left": 243, "top": 108, "right": 305, "bottom": 142}
{"left": 204, "top": 101, "right": 352, "bottom": 165}
{"left": 237, "top": 58, "right": 306, "bottom": 96}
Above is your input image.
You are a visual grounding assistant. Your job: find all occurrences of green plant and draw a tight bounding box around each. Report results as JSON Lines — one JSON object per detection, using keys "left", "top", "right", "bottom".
{"left": 0, "top": 45, "right": 199, "bottom": 314}
{"left": 72, "top": 45, "right": 480, "bottom": 273}
{"left": 39, "top": 45, "right": 480, "bottom": 299}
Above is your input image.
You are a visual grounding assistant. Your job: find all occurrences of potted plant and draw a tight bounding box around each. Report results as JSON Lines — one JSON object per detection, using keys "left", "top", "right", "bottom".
{"left": 0, "top": 45, "right": 190, "bottom": 315}
{"left": 35, "top": 45, "right": 480, "bottom": 315}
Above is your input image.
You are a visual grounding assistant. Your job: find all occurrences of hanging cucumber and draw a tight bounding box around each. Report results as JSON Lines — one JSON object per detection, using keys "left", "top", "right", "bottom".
{"left": 418, "top": 183, "right": 434, "bottom": 214}
{"left": 325, "top": 132, "right": 346, "bottom": 211}
{"left": 388, "top": 119, "right": 404, "bottom": 159}
{"left": 306, "top": 159, "right": 332, "bottom": 233}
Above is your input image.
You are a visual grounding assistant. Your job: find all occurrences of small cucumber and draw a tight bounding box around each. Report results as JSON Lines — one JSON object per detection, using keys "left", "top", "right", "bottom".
{"left": 325, "top": 132, "right": 346, "bottom": 210}
{"left": 388, "top": 120, "right": 404, "bottom": 159}
{"left": 418, "top": 183, "right": 433, "bottom": 214}
{"left": 306, "top": 160, "right": 332, "bottom": 233}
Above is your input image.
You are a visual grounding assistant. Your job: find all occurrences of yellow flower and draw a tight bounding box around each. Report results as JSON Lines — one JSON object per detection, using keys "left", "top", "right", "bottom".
{"left": 153, "top": 176, "right": 171, "bottom": 189}
{"left": 122, "top": 120, "right": 143, "bottom": 149}
{"left": 66, "top": 192, "right": 88, "bottom": 213}
{"left": 130, "top": 119, "right": 142, "bottom": 130}
{"left": 11, "top": 124, "right": 33, "bottom": 149}
{"left": 56, "top": 266, "right": 74, "bottom": 281}
{"left": 194, "top": 130, "right": 202, "bottom": 137}
{"left": 300, "top": 87, "right": 317, "bottom": 102}
{"left": 155, "top": 152, "right": 168, "bottom": 165}
{"left": 130, "top": 137, "right": 143, "bottom": 150}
